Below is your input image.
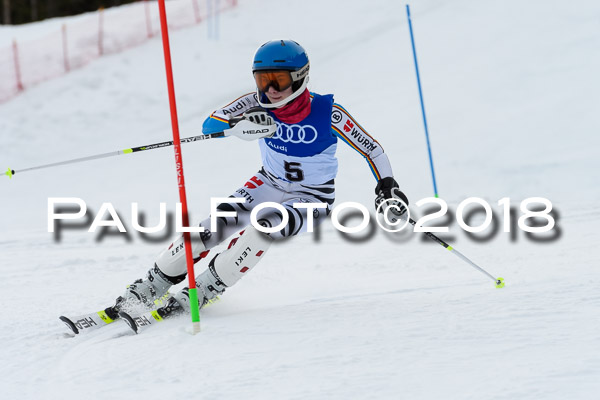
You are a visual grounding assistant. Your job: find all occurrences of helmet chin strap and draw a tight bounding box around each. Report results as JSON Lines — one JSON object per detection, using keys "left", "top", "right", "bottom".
{"left": 257, "top": 76, "right": 309, "bottom": 109}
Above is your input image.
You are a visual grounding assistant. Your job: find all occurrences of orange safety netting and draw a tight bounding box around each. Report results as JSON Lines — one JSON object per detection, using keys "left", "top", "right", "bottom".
{"left": 0, "top": 0, "right": 237, "bottom": 103}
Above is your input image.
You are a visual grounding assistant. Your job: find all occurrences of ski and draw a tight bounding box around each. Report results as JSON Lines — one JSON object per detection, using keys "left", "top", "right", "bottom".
{"left": 59, "top": 293, "right": 173, "bottom": 335}
{"left": 119, "top": 296, "right": 221, "bottom": 334}
{"left": 119, "top": 296, "right": 183, "bottom": 334}
{"left": 119, "top": 309, "right": 166, "bottom": 334}
{"left": 61, "top": 295, "right": 220, "bottom": 335}
{"left": 59, "top": 308, "right": 118, "bottom": 335}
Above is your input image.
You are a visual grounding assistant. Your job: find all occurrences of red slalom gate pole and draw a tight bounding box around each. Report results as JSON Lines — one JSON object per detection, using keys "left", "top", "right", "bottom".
{"left": 192, "top": 0, "right": 201, "bottom": 23}
{"left": 157, "top": 0, "right": 201, "bottom": 334}
{"left": 62, "top": 24, "right": 70, "bottom": 72}
{"left": 12, "top": 40, "right": 24, "bottom": 92}
{"left": 98, "top": 7, "right": 104, "bottom": 56}
{"left": 145, "top": 0, "right": 153, "bottom": 38}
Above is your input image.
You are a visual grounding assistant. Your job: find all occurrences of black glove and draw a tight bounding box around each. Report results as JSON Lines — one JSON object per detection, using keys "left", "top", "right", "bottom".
{"left": 243, "top": 107, "right": 273, "bottom": 125}
{"left": 374, "top": 177, "right": 409, "bottom": 217}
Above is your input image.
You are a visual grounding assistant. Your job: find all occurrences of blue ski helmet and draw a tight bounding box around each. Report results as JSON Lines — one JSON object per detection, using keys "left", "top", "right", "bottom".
{"left": 252, "top": 40, "right": 310, "bottom": 108}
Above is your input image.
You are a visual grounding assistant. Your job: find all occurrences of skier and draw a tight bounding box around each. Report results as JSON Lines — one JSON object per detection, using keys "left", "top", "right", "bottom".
{"left": 71, "top": 39, "right": 410, "bottom": 328}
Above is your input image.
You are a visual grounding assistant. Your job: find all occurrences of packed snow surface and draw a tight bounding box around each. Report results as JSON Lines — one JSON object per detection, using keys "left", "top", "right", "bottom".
{"left": 1, "top": 0, "right": 599, "bottom": 399}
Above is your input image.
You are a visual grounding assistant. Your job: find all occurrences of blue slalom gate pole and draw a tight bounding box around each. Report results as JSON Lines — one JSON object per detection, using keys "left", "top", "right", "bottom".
{"left": 406, "top": 4, "right": 439, "bottom": 198}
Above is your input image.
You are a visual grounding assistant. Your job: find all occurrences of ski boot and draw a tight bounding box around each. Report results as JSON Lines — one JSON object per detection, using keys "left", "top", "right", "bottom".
{"left": 113, "top": 264, "right": 184, "bottom": 316}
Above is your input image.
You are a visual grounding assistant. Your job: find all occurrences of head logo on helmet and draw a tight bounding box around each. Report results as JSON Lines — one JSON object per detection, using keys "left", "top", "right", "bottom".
{"left": 252, "top": 40, "right": 310, "bottom": 109}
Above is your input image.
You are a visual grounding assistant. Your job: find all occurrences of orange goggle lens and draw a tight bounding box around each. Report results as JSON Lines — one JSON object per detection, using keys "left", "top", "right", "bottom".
{"left": 253, "top": 70, "right": 294, "bottom": 92}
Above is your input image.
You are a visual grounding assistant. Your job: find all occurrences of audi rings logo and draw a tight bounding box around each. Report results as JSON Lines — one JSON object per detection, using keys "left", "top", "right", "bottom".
{"left": 272, "top": 123, "right": 318, "bottom": 144}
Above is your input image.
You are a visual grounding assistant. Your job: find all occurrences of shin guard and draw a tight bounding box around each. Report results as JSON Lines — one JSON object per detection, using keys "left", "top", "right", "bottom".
{"left": 209, "top": 226, "right": 273, "bottom": 287}
{"left": 174, "top": 227, "right": 272, "bottom": 311}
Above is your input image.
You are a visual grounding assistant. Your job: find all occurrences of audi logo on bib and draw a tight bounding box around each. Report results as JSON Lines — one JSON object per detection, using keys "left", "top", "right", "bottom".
{"left": 272, "top": 123, "right": 318, "bottom": 144}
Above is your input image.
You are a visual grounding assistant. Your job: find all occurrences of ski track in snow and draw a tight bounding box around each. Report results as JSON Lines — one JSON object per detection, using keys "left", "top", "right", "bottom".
{"left": 1, "top": 0, "right": 600, "bottom": 399}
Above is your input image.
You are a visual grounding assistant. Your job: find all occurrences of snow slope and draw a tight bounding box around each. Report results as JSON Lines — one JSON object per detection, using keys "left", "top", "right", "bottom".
{"left": 1, "top": 0, "right": 599, "bottom": 399}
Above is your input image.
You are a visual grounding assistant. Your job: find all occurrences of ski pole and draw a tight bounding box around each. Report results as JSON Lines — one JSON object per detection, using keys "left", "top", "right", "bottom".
{"left": 408, "top": 218, "right": 505, "bottom": 288}
{"left": 3, "top": 131, "right": 225, "bottom": 179}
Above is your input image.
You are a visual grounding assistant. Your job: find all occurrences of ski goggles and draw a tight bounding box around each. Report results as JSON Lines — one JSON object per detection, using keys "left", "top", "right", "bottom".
{"left": 253, "top": 70, "right": 294, "bottom": 93}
